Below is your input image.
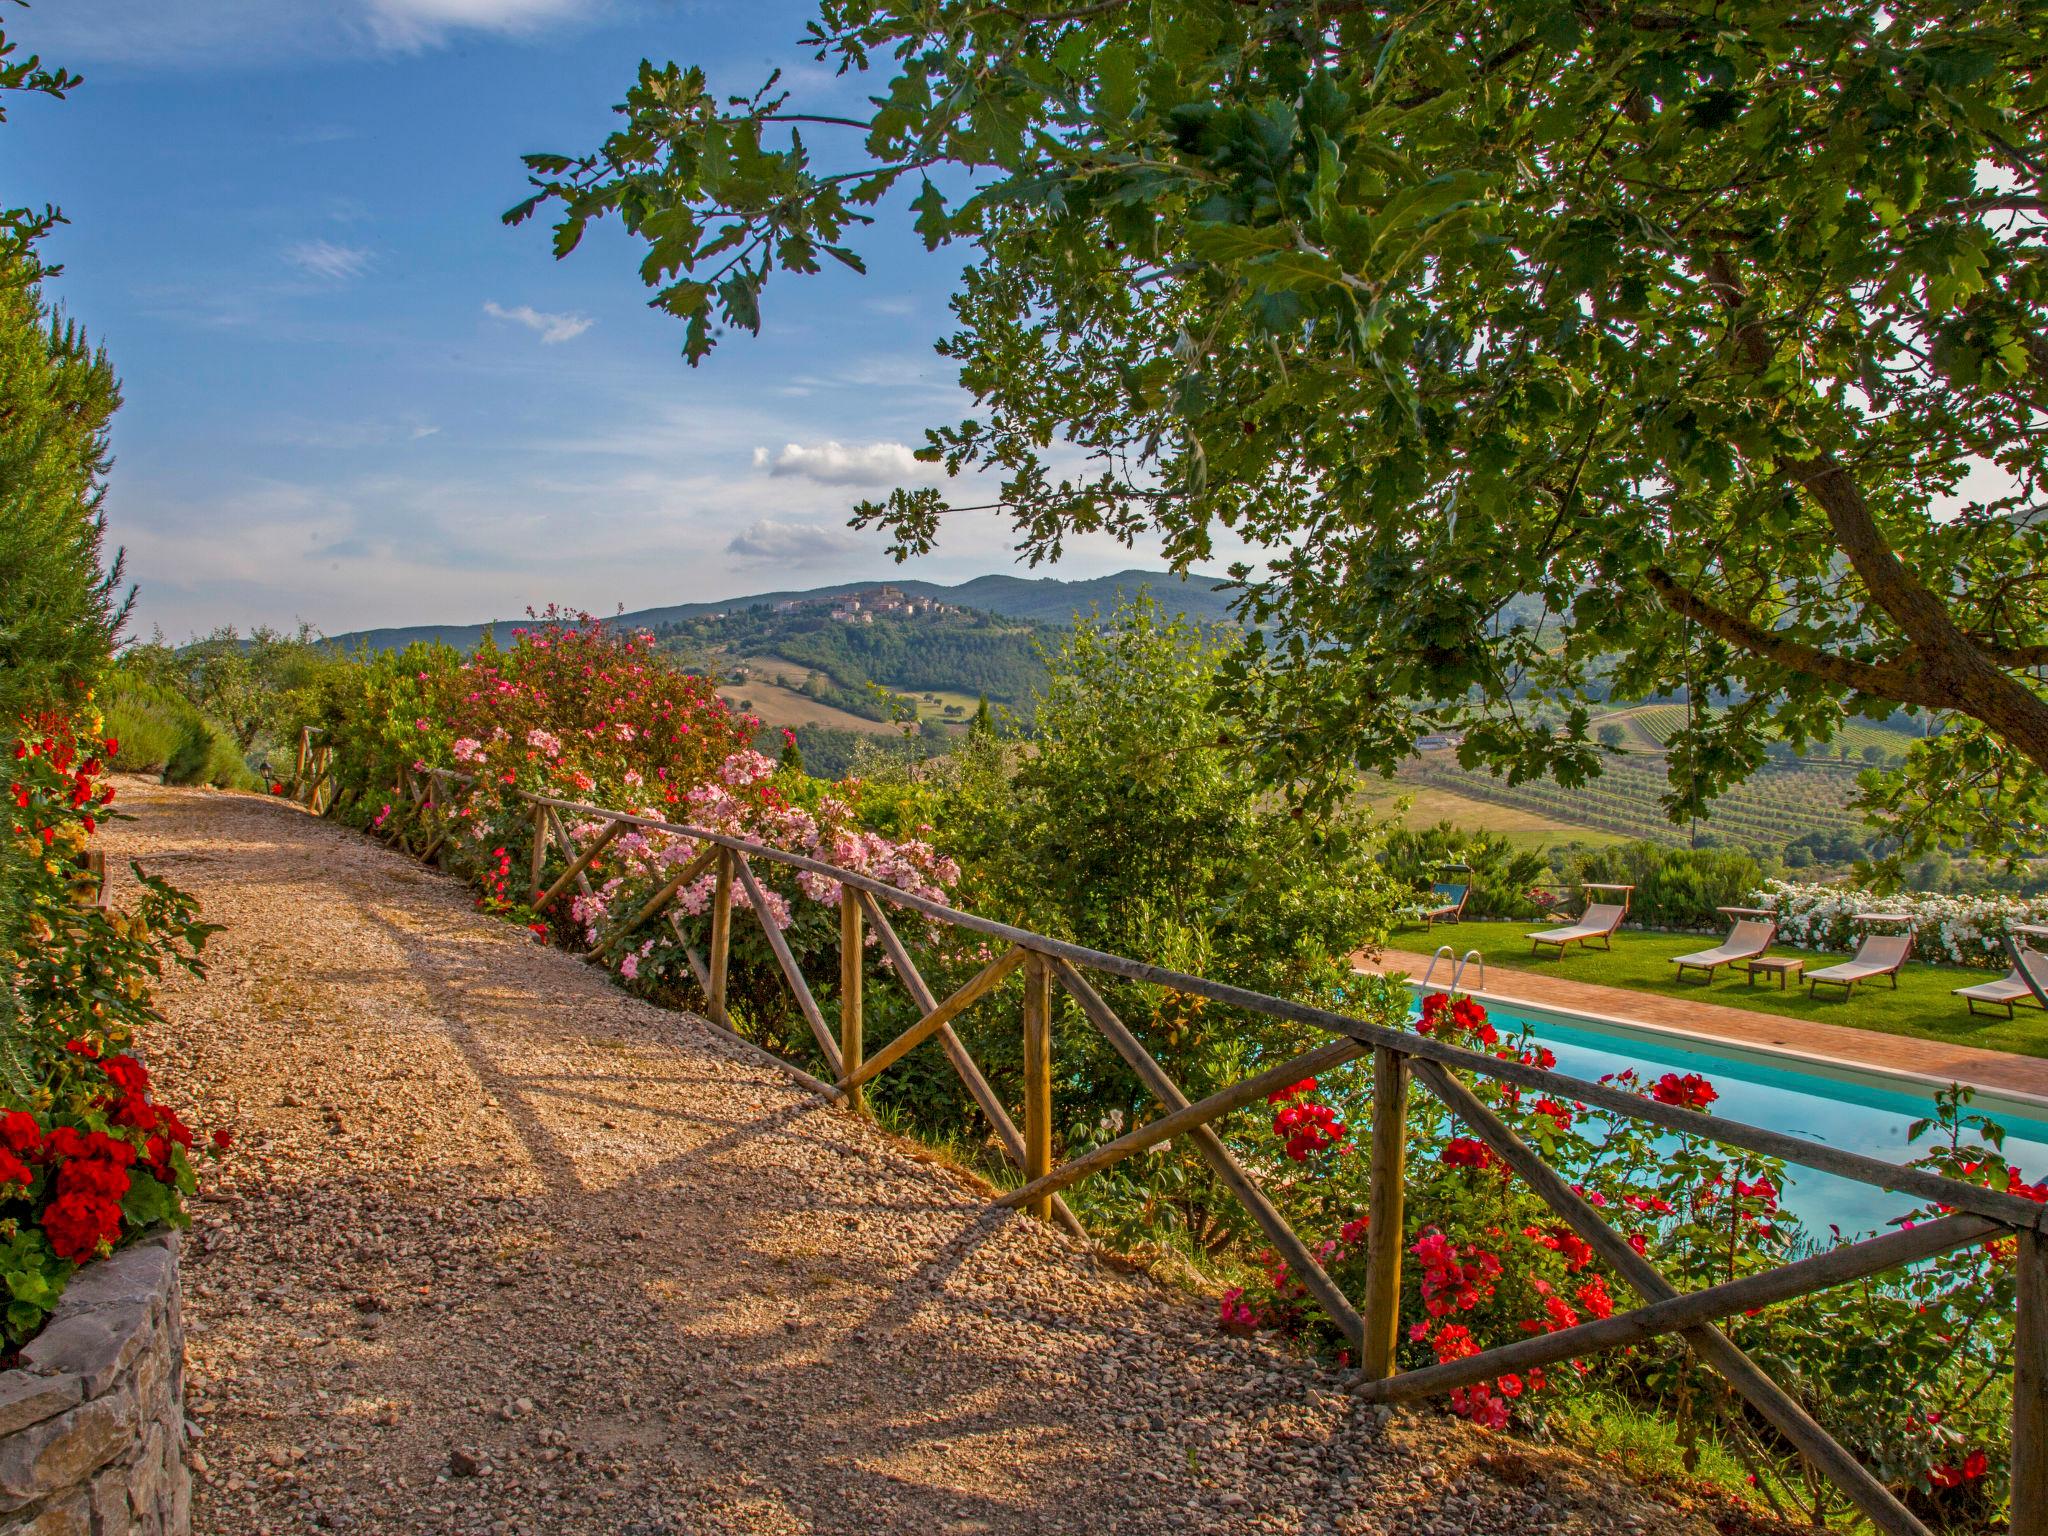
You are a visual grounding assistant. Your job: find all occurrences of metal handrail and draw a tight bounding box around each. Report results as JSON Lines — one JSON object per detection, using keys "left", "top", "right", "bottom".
{"left": 1418, "top": 944, "right": 1456, "bottom": 990}
{"left": 1450, "top": 949, "right": 1486, "bottom": 994}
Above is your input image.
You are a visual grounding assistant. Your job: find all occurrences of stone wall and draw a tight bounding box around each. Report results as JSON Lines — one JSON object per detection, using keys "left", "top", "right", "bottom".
{"left": 0, "top": 1234, "right": 189, "bottom": 1535}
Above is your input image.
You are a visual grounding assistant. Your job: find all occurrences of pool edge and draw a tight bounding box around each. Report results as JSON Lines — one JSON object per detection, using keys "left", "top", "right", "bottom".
{"left": 1388, "top": 974, "right": 2048, "bottom": 1126}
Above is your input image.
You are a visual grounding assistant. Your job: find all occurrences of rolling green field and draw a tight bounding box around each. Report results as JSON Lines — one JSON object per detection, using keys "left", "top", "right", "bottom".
{"left": 1385, "top": 918, "right": 2048, "bottom": 1058}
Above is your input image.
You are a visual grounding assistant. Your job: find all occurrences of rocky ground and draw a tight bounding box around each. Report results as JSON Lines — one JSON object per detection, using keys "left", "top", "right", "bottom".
{"left": 116, "top": 778, "right": 1740, "bottom": 1535}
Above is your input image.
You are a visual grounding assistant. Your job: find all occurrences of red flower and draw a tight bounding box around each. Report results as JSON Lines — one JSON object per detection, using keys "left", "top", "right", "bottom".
{"left": 100, "top": 1054, "right": 150, "bottom": 1098}
{"left": 0, "top": 1149, "right": 30, "bottom": 1190}
{"left": 1441, "top": 1137, "right": 1494, "bottom": 1172}
{"left": 42, "top": 1193, "right": 123, "bottom": 1262}
{"left": 0, "top": 1111, "right": 42, "bottom": 1156}
{"left": 1649, "top": 1072, "right": 1717, "bottom": 1109}
{"left": 1265, "top": 1077, "right": 1317, "bottom": 1105}
{"left": 63, "top": 1038, "right": 99, "bottom": 1061}
{"left": 1273, "top": 1097, "right": 1344, "bottom": 1160}
{"left": 211, "top": 1128, "right": 233, "bottom": 1153}
{"left": 1574, "top": 1275, "right": 1614, "bottom": 1320}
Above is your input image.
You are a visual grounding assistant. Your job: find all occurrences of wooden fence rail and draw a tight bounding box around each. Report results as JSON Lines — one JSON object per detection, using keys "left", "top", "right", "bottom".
{"left": 346, "top": 752, "right": 2041, "bottom": 1536}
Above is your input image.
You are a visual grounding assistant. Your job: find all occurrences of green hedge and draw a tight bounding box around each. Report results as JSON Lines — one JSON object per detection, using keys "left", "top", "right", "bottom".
{"left": 1564, "top": 843, "right": 1764, "bottom": 930}
{"left": 103, "top": 679, "right": 260, "bottom": 791}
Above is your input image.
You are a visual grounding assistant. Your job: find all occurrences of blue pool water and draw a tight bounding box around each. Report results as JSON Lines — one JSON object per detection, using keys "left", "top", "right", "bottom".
{"left": 1433, "top": 998, "right": 2048, "bottom": 1237}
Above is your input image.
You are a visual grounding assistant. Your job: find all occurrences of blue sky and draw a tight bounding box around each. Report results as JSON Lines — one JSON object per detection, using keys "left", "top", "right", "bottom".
{"left": 10, "top": 0, "right": 1192, "bottom": 641}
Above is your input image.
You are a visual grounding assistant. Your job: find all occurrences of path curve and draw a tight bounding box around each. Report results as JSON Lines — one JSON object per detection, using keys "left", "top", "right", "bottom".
{"left": 119, "top": 780, "right": 1728, "bottom": 1536}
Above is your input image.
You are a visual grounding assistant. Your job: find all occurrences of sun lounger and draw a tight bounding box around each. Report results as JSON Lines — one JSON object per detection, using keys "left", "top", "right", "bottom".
{"left": 1420, "top": 881, "right": 1470, "bottom": 926}
{"left": 1528, "top": 902, "right": 1627, "bottom": 958}
{"left": 1669, "top": 918, "right": 1777, "bottom": 982}
{"left": 1954, "top": 945, "right": 2048, "bottom": 1019}
{"left": 1804, "top": 932, "right": 1912, "bottom": 999}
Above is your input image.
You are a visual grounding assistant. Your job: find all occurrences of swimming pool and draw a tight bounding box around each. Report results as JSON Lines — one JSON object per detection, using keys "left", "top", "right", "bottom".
{"left": 1410, "top": 987, "right": 2048, "bottom": 1237}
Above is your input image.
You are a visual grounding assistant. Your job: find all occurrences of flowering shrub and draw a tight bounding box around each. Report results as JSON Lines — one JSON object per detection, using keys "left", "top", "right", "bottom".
{"left": 305, "top": 615, "right": 964, "bottom": 1060}
{"left": 1218, "top": 994, "right": 2033, "bottom": 1528}
{"left": 555, "top": 751, "right": 961, "bottom": 1055}
{"left": 1751, "top": 879, "right": 2046, "bottom": 969}
{"left": 2, "top": 708, "right": 221, "bottom": 1344}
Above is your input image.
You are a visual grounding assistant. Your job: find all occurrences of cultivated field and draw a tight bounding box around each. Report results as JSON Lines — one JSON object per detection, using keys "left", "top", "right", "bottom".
{"left": 1364, "top": 781, "right": 1626, "bottom": 849}
{"left": 1397, "top": 751, "right": 1864, "bottom": 852}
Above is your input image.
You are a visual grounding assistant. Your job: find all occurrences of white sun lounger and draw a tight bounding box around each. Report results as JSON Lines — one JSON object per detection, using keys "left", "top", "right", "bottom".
{"left": 1805, "top": 932, "right": 1913, "bottom": 999}
{"left": 1954, "top": 945, "right": 2048, "bottom": 1019}
{"left": 1528, "top": 902, "right": 1627, "bottom": 958}
{"left": 1669, "top": 919, "right": 1777, "bottom": 983}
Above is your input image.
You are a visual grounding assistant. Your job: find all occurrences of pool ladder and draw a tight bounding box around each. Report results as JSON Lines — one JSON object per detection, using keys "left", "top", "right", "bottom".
{"left": 1420, "top": 944, "right": 1487, "bottom": 995}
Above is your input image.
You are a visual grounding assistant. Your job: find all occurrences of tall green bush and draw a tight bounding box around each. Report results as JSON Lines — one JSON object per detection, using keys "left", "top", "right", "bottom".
{"left": 917, "top": 598, "right": 1404, "bottom": 1252}
{"left": 100, "top": 676, "right": 258, "bottom": 789}
{"left": 0, "top": 251, "right": 122, "bottom": 722}
{"left": 1566, "top": 843, "right": 1764, "bottom": 930}
{"left": 1378, "top": 822, "right": 1548, "bottom": 921}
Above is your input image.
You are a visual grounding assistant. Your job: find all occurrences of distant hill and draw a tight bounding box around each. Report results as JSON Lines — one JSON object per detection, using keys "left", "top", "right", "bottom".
{"left": 320, "top": 568, "right": 1238, "bottom": 654}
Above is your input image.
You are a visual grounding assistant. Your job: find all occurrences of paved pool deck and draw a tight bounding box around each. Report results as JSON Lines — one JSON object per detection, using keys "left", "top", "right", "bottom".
{"left": 1354, "top": 946, "right": 2048, "bottom": 1106}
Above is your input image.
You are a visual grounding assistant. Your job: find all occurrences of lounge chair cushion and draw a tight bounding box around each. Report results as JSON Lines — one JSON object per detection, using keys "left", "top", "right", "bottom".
{"left": 1954, "top": 947, "right": 2048, "bottom": 1006}
{"left": 1528, "top": 903, "right": 1626, "bottom": 946}
{"left": 1670, "top": 920, "right": 1775, "bottom": 971}
{"left": 1425, "top": 882, "right": 1469, "bottom": 917}
{"left": 1807, "top": 933, "right": 1911, "bottom": 984}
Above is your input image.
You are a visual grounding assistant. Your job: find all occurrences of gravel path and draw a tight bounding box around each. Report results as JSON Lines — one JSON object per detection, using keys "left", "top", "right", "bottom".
{"left": 115, "top": 779, "right": 1731, "bottom": 1536}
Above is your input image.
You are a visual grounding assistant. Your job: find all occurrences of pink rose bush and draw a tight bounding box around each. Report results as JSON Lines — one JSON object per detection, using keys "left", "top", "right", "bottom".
{"left": 305, "top": 610, "right": 961, "bottom": 1060}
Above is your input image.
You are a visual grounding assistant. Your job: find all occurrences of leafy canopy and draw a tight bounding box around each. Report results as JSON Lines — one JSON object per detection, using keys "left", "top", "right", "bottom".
{"left": 513, "top": 0, "right": 2048, "bottom": 856}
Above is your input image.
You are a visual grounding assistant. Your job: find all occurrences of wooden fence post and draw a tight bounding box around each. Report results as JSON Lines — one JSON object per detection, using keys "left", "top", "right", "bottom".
{"left": 840, "top": 886, "right": 864, "bottom": 1114}
{"left": 1359, "top": 1045, "right": 1409, "bottom": 1382}
{"left": 1021, "top": 953, "right": 1053, "bottom": 1221}
{"left": 708, "top": 847, "right": 734, "bottom": 1027}
{"left": 2016, "top": 1229, "right": 2048, "bottom": 1536}
{"left": 528, "top": 802, "right": 549, "bottom": 905}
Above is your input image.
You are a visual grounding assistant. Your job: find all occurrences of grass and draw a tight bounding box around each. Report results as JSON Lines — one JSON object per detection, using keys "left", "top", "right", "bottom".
{"left": 1544, "top": 1391, "right": 1816, "bottom": 1530}
{"left": 1387, "top": 918, "right": 2048, "bottom": 1060}
{"left": 1365, "top": 781, "right": 1627, "bottom": 851}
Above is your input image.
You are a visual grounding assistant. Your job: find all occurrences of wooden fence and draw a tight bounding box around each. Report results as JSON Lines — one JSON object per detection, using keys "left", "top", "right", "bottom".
{"left": 310, "top": 740, "right": 2045, "bottom": 1536}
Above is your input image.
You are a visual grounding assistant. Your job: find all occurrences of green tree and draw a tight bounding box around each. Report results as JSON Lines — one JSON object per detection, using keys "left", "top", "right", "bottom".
{"left": 515, "top": 0, "right": 2048, "bottom": 858}
{"left": 942, "top": 597, "right": 1397, "bottom": 1001}
{"left": 0, "top": 7, "right": 120, "bottom": 724}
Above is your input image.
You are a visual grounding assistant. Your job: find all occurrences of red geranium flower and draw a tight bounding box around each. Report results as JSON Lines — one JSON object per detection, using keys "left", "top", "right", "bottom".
{"left": 1649, "top": 1071, "right": 1717, "bottom": 1108}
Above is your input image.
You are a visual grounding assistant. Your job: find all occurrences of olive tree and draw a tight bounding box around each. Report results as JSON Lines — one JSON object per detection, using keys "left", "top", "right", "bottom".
{"left": 511, "top": 0, "right": 2048, "bottom": 853}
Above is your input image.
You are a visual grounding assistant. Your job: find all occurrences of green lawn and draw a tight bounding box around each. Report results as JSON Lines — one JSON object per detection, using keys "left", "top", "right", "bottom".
{"left": 1388, "top": 918, "right": 2048, "bottom": 1060}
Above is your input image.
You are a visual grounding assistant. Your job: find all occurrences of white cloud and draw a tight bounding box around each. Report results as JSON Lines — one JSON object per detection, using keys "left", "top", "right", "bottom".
{"left": 283, "top": 239, "right": 372, "bottom": 283}
{"left": 726, "top": 519, "right": 867, "bottom": 566}
{"left": 22, "top": 0, "right": 609, "bottom": 64}
{"left": 484, "top": 301, "right": 594, "bottom": 345}
{"left": 366, "top": 0, "right": 597, "bottom": 48}
{"left": 752, "top": 440, "right": 926, "bottom": 487}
